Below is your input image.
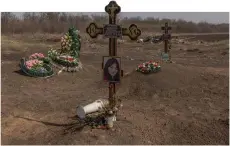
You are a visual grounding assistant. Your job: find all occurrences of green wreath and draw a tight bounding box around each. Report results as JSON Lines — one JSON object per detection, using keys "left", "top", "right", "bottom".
{"left": 19, "top": 58, "right": 54, "bottom": 78}
{"left": 49, "top": 27, "right": 81, "bottom": 67}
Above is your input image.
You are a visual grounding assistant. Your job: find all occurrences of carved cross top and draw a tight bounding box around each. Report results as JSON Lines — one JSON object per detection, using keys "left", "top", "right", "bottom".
{"left": 105, "top": 1, "right": 121, "bottom": 23}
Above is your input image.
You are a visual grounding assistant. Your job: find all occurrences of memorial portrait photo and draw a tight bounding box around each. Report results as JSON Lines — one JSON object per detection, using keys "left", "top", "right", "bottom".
{"left": 103, "top": 56, "right": 121, "bottom": 83}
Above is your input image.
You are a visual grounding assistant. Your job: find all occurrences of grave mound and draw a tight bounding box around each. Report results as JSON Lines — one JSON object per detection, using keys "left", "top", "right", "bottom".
{"left": 116, "top": 63, "right": 201, "bottom": 101}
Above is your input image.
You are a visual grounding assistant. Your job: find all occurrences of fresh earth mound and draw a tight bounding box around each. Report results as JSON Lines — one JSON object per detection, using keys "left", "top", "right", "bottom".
{"left": 114, "top": 63, "right": 228, "bottom": 144}
{"left": 116, "top": 63, "right": 228, "bottom": 101}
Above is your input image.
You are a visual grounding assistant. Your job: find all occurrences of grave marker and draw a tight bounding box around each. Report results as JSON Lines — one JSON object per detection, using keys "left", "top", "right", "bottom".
{"left": 161, "top": 22, "right": 172, "bottom": 53}
{"left": 86, "top": 1, "right": 141, "bottom": 123}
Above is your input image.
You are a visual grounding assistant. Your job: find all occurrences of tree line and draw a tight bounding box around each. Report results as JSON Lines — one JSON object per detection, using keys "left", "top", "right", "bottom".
{"left": 1, "top": 12, "right": 229, "bottom": 34}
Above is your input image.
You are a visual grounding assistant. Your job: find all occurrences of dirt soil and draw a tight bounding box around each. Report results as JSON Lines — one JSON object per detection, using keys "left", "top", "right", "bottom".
{"left": 1, "top": 33, "right": 229, "bottom": 145}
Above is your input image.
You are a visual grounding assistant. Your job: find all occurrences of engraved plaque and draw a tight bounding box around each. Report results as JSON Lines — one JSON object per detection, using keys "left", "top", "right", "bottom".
{"left": 103, "top": 24, "right": 122, "bottom": 38}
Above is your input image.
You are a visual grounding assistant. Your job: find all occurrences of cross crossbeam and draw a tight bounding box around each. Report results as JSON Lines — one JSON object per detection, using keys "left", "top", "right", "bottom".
{"left": 86, "top": 23, "right": 103, "bottom": 38}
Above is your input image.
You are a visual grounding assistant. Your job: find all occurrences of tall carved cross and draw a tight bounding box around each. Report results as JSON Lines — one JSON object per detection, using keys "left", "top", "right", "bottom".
{"left": 161, "top": 22, "right": 172, "bottom": 53}
{"left": 86, "top": 1, "right": 141, "bottom": 114}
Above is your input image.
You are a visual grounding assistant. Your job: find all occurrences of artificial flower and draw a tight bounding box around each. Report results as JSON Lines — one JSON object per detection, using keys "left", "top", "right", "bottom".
{"left": 29, "top": 53, "right": 45, "bottom": 60}
{"left": 25, "top": 59, "right": 43, "bottom": 70}
{"left": 136, "top": 60, "right": 161, "bottom": 74}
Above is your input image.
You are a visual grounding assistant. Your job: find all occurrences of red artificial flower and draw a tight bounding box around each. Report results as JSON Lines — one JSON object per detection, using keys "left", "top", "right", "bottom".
{"left": 65, "top": 57, "right": 74, "bottom": 62}
{"left": 68, "top": 58, "right": 74, "bottom": 61}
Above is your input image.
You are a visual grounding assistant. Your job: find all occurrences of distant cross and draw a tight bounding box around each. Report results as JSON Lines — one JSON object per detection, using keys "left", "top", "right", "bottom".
{"left": 86, "top": 1, "right": 141, "bottom": 117}
{"left": 161, "top": 22, "right": 172, "bottom": 53}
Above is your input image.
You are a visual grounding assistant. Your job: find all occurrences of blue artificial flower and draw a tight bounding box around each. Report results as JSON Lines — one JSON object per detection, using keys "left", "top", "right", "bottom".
{"left": 38, "top": 67, "right": 48, "bottom": 73}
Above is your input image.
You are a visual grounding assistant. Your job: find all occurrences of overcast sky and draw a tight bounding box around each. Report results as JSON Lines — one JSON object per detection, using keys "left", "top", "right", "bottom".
{"left": 12, "top": 12, "right": 229, "bottom": 24}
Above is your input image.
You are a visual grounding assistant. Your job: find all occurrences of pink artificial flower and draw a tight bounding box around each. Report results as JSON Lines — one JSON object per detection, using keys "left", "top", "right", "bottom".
{"left": 25, "top": 59, "right": 43, "bottom": 69}
{"left": 26, "top": 61, "right": 33, "bottom": 68}
{"left": 29, "top": 53, "right": 45, "bottom": 60}
{"left": 38, "top": 53, "right": 44, "bottom": 58}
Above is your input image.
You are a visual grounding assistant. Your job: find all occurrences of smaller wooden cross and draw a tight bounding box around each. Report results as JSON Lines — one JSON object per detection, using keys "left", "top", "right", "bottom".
{"left": 161, "top": 22, "right": 172, "bottom": 53}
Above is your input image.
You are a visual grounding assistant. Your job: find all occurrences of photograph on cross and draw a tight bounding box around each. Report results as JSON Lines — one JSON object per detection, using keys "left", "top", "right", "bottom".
{"left": 103, "top": 56, "right": 121, "bottom": 83}
{"left": 1, "top": 0, "right": 229, "bottom": 145}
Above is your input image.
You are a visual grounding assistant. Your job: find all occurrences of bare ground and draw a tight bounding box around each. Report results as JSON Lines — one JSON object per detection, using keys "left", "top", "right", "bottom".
{"left": 1, "top": 33, "right": 229, "bottom": 145}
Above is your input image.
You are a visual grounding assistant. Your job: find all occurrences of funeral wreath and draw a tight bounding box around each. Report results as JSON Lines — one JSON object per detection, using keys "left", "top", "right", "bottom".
{"left": 136, "top": 60, "right": 161, "bottom": 74}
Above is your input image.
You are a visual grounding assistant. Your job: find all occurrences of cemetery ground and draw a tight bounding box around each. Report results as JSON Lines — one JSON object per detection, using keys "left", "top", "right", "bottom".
{"left": 1, "top": 33, "right": 229, "bottom": 145}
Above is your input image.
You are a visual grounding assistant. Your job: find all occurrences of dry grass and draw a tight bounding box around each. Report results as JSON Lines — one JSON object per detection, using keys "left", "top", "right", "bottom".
{"left": 1, "top": 12, "right": 229, "bottom": 34}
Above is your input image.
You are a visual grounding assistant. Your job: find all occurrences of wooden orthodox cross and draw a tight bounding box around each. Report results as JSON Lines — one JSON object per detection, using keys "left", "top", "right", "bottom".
{"left": 161, "top": 22, "right": 172, "bottom": 53}
{"left": 86, "top": 1, "right": 141, "bottom": 115}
